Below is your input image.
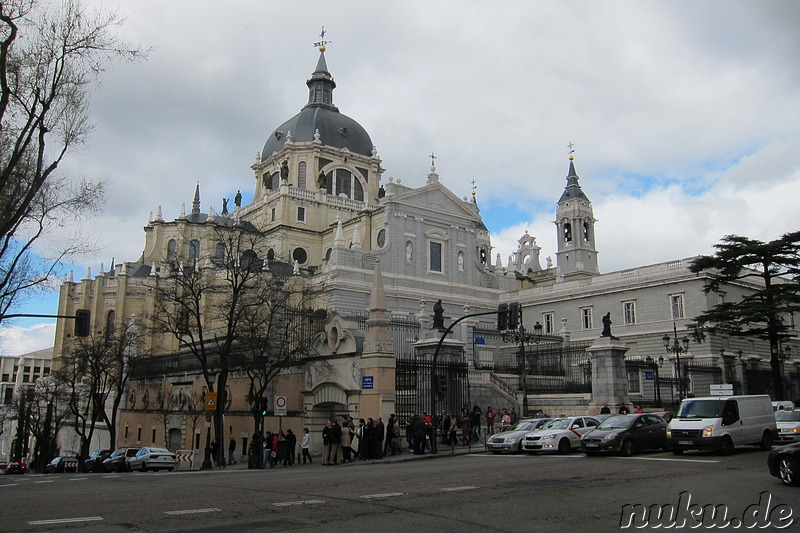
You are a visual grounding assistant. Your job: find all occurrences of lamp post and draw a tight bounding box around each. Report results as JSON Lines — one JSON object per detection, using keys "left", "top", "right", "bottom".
{"left": 663, "top": 323, "right": 690, "bottom": 401}
{"left": 502, "top": 311, "right": 543, "bottom": 418}
{"left": 201, "top": 373, "right": 216, "bottom": 470}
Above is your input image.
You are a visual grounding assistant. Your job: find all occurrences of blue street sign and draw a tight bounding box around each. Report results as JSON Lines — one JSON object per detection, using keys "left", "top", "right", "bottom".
{"left": 644, "top": 371, "right": 654, "bottom": 380}
{"left": 362, "top": 376, "right": 374, "bottom": 389}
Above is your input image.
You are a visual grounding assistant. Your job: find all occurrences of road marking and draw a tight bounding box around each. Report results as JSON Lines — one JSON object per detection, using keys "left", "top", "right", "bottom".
{"left": 103, "top": 475, "right": 119, "bottom": 478}
{"left": 273, "top": 500, "right": 325, "bottom": 507}
{"left": 28, "top": 516, "right": 103, "bottom": 525}
{"left": 164, "top": 508, "right": 221, "bottom": 515}
{"left": 34, "top": 480, "right": 54, "bottom": 484}
{"left": 613, "top": 456, "right": 719, "bottom": 464}
{"left": 69, "top": 477, "right": 87, "bottom": 481}
{"left": 440, "top": 486, "right": 478, "bottom": 492}
{"left": 0, "top": 483, "right": 18, "bottom": 488}
{"left": 360, "top": 492, "right": 405, "bottom": 499}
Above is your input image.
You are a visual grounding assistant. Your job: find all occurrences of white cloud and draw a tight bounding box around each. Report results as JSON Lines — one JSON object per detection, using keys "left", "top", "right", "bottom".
{"left": 0, "top": 322, "right": 57, "bottom": 356}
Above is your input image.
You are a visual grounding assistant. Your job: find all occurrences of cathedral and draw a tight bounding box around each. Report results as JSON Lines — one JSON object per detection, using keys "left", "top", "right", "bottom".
{"left": 47, "top": 43, "right": 797, "bottom": 459}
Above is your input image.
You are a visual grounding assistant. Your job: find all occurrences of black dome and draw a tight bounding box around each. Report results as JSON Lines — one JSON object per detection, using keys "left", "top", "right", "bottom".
{"left": 261, "top": 49, "right": 373, "bottom": 161}
{"left": 261, "top": 106, "right": 373, "bottom": 160}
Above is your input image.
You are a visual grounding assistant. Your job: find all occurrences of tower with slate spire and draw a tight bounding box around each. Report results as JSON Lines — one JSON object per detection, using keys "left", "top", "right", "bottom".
{"left": 554, "top": 155, "right": 599, "bottom": 279}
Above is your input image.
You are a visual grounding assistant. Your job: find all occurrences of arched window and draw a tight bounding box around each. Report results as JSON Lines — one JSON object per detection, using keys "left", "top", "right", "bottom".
{"left": 241, "top": 249, "right": 261, "bottom": 271}
{"left": 583, "top": 221, "right": 591, "bottom": 243}
{"left": 105, "top": 310, "right": 116, "bottom": 340}
{"left": 325, "top": 169, "right": 364, "bottom": 201}
{"left": 167, "top": 239, "right": 177, "bottom": 259}
{"left": 189, "top": 240, "right": 200, "bottom": 261}
{"left": 564, "top": 223, "right": 572, "bottom": 243}
{"left": 215, "top": 242, "right": 225, "bottom": 261}
{"left": 298, "top": 162, "right": 307, "bottom": 189}
{"left": 267, "top": 248, "right": 275, "bottom": 263}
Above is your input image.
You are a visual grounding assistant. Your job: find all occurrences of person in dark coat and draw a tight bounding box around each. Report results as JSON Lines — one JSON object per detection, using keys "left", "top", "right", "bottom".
{"left": 413, "top": 415, "right": 427, "bottom": 455}
{"left": 283, "top": 429, "right": 297, "bottom": 466}
{"left": 384, "top": 414, "right": 397, "bottom": 456}
{"left": 321, "top": 421, "right": 331, "bottom": 465}
{"left": 363, "top": 418, "right": 375, "bottom": 459}
{"left": 373, "top": 417, "right": 385, "bottom": 459}
{"left": 330, "top": 420, "right": 342, "bottom": 465}
{"left": 211, "top": 440, "right": 220, "bottom": 467}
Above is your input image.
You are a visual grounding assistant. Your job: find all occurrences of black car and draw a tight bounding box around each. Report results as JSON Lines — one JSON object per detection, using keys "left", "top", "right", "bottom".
{"left": 45, "top": 456, "right": 79, "bottom": 474}
{"left": 767, "top": 442, "right": 800, "bottom": 486}
{"left": 102, "top": 448, "right": 140, "bottom": 473}
{"left": 5, "top": 461, "right": 27, "bottom": 474}
{"left": 581, "top": 414, "right": 668, "bottom": 456}
{"left": 84, "top": 449, "right": 113, "bottom": 473}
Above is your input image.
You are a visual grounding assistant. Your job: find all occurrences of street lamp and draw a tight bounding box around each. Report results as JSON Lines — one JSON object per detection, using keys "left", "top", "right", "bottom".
{"left": 201, "top": 373, "right": 216, "bottom": 470}
{"left": 663, "top": 323, "right": 690, "bottom": 401}
{"left": 503, "top": 315, "right": 543, "bottom": 418}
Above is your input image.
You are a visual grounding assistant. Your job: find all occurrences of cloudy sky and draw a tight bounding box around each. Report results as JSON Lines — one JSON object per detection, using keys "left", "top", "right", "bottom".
{"left": 3, "top": 0, "right": 799, "bottom": 354}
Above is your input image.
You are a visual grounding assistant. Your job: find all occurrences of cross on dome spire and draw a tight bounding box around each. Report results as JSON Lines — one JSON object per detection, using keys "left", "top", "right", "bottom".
{"left": 313, "top": 26, "right": 331, "bottom": 52}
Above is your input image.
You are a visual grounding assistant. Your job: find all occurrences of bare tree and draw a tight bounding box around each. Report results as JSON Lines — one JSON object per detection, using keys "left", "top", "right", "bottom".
{"left": 151, "top": 222, "right": 325, "bottom": 466}
{"left": 151, "top": 382, "right": 180, "bottom": 449}
{"left": 25, "top": 375, "right": 71, "bottom": 471}
{"left": 57, "top": 317, "right": 143, "bottom": 464}
{"left": 0, "top": 0, "right": 142, "bottom": 325}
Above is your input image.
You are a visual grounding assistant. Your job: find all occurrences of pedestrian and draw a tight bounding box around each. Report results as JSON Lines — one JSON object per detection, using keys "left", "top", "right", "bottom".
{"left": 413, "top": 415, "right": 427, "bottom": 455}
{"left": 211, "top": 440, "right": 219, "bottom": 467}
{"left": 500, "top": 408, "right": 511, "bottom": 431}
{"left": 283, "top": 429, "right": 296, "bottom": 466}
{"left": 262, "top": 431, "right": 271, "bottom": 468}
{"left": 384, "top": 414, "right": 397, "bottom": 456}
{"left": 634, "top": 405, "right": 645, "bottom": 414}
{"left": 618, "top": 403, "right": 630, "bottom": 415}
{"left": 330, "top": 419, "right": 342, "bottom": 465}
{"left": 228, "top": 435, "right": 237, "bottom": 465}
{"left": 341, "top": 419, "right": 354, "bottom": 463}
{"left": 357, "top": 418, "right": 368, "bottom": 460}
{"left": 509, "top": 407, "right": 518, "bottom": 425}
{"left": 471, "top": 402, "right": 482, "bottom": 441}
{"left": 600, "top": 403, "right": 611, "bottom": 414}
{"left": 460, "top": 409, "right": 472, "bottom": 446}
{"left": 485, "top": 406, "right": 496, "bottom": 435}
{"left": 373, "top": 417, "right": 385, "bottom": 459}
{"left": 301, "top": 428, "right": 312, "bottom": 464}
{"left": 321, "top": 421, "right": 331, "bottom": 465}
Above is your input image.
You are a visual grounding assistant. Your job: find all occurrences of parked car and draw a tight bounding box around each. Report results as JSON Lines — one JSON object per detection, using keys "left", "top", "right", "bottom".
{"left": 523, "top": 416, "right": 600, "bottom": 454}
{"left": 45, "top": 456, "right": 79, "bottom": 474}
{"left": 487, "top": 418, "right": 551, "bottom": 454}
{"left": 128, "top": 447, "right": 177, "bottom": 472}
{"left": 103, "top": 448, "right": 140, "bottom": 473}
{"left": 581, "top": 413, "right": 668, "bottom": 456}
{"left": 84, "top": 449, "right": 113, "bottom": 473}
{"left": 667, "top": 395, "right": 775, "bottom": 455}
{"left": 773, "top": 401, "right": 795, "bottom": 412}
{"left": 5, "top": 461, "right": 27, "bottom": 474}
{"left": 650, "top": 411, "right": 675, "bottom": 423}
{"left": 775, "top": 410, "right": 800, "bottom": 444}
{"left": 767, "top": 441, "right": 800, "bottom": 486}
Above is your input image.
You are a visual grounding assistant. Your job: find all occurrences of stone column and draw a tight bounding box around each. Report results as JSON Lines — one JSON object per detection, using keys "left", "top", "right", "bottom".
{"left": 359, "top": 262, "right": 396, "bottom": 421}
{"left": 587, "top": 336, "right": 630, "bottom": 412}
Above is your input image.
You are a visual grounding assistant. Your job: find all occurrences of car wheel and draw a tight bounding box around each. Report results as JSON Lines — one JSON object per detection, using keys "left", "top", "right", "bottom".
{"left": 672, "top": 449, "right": 684, "bottom": 455}
{"left": 778, "top": 455, "right": 800, "bottom": 486}
{"left": 517, "top": 442, "right": 523, "bottom": 454}
{"left": 584, "top": 450, "right": 597, "bottom": 457}
{"left": 491, "top": 451, "right": 501, "bottom": 455}
{"left": 620, "top": 439, "right": 635, "bottom": 457}
{"left": 759, "top": 431, "right": 772, "bottom": 451}
{"left": 116, "top": 463, "right": 125, "bottom": 473}
{"left": 140, "top": 462, "right": 148, "bottom": 472}
{"left": 557, "top": 438, "right": 570, "bottom": 455}
{"left": 718, "top": 437, "right": 734, "bottom": 456}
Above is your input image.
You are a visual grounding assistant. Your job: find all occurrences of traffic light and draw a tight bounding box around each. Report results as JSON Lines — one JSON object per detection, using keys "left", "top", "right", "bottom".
{"left": 74, "top": 309, "right": 91, "bottom": 337}
{"left": 508, "top": 302, "right": 520, "bottom": 330}
{"left": 434, "top": 374, "right": 447, "bottom": 400}
{"left": 497, "top": 303, "right": 508, "bottom": 331}
{"left": 260, "top": 398, "right": 269, "bottom": 417}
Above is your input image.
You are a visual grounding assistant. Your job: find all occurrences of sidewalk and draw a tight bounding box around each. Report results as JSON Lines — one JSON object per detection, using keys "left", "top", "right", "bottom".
{"left": 206, "top": 442, "right": 488, "bottom": 471}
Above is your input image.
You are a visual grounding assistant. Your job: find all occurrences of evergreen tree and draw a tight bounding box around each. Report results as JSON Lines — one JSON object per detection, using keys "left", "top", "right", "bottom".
{"left": 688, "top": 232, "right": 800, "bottom": 400}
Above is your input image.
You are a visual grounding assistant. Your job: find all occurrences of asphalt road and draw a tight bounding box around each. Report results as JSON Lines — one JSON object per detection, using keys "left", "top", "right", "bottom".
{"left": 0, "top": 447, "right": 796, "bottom": 532}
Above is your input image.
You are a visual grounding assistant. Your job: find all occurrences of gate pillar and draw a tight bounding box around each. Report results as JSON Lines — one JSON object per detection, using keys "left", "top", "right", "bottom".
{"left": 587, "top": 336, "right": 630, "bottom": 412}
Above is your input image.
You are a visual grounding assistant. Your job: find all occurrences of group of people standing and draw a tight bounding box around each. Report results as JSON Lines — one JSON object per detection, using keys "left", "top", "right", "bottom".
{"left": 320, "top": 414, "right": 402, "bottom": 465}
{"left": 247, "top": 428, "right": 301, "bottom": 468}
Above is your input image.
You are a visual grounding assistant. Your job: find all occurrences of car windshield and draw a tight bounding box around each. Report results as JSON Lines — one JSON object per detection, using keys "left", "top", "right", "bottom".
{"left": 776, "top": 410, "right": 800, "bottom": 422}
{"left": 548, "top": 419, "right": 571, "bottom": 430}
{"left": 597, "top": 415, "right": 634, "bottom": 429}
{"left": 509, "top": 421, "right": 539, "bottom": 432}
{"left": 149, "top": 448, "right": 171, "bottom": 454}
{"left": 676, "top": 399, "right": 724, "bottom": 418}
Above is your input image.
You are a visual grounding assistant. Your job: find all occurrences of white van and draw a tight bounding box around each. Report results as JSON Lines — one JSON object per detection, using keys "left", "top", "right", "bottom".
{"left": 666, "top": 395, "right": 776, "bottom": 455}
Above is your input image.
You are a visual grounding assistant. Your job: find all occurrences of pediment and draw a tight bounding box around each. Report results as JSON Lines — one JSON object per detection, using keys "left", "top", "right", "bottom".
{"left": 390, "top": 183, "right": 478, "bottom": 221}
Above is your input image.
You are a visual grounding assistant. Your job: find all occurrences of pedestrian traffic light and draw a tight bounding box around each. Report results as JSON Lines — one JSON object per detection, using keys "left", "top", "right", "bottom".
{"left": 508, "top": 302, "right": 520, "bottom": 330}
{"left": 439, "top": 375, "right": 447, "bottom": 396}
{"left": 497, "top": 303, "right": 508, "bottom": 331}
{"left": 260, "top": 398, "right": 268, "bottom": 417}
{"left": 74, "top": 309, "right": 91, "bottom": 337}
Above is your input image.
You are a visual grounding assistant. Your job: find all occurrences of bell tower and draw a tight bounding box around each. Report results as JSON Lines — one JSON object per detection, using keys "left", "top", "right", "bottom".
{"left": 554, "top": 155, "right": 598, "bottom": 280}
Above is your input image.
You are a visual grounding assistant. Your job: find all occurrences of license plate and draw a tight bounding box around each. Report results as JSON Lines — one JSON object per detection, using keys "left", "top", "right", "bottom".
{"left": 585, "top": 442, "right": 599, "bottom": 447}
{"left": 678, "top": 440, "right": 693, "bottom": 445}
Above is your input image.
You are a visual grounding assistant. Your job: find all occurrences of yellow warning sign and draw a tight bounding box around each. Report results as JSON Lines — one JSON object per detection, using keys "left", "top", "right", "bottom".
{"left": 204, "top": 392, "right": 217, "bottom": 411}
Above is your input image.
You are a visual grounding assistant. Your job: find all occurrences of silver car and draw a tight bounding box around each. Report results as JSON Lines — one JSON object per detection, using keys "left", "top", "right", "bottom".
{"left": 487, "top": 419, "right": 551, "bottom": 454}
{"left": 776, "top": 409, "right": 800, "bottom": 444}
{"left": 522, "top": 416, "right": 600, "bottom": 454}
{"left": 128, "top": 447, "right": 177, "bottom": 472}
